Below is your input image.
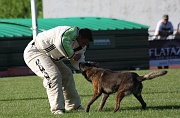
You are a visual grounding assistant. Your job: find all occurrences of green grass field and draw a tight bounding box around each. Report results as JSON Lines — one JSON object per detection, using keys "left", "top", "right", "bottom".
{"left": 0, "top": 69, "right": 180, "bottom": 118}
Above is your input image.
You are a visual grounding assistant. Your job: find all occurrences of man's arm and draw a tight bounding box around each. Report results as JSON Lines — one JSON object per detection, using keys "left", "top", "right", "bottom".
{"left": 70, "top": 47, "right": 86, "bottom": 70}
{"left": 55, "top": 27, "right": 79, "bottom": 59}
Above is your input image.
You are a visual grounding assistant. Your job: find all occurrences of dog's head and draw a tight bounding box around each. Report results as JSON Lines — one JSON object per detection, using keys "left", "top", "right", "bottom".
{"left": 79, "top": 61, "right": 99, "bottom": 79}
{"left": 79, "top": 61, "right": 99, "bottom": 71}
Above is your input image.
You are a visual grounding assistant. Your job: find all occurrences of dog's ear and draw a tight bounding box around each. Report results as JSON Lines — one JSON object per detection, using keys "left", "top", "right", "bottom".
{"left": 86, "top": 61, "right": 99, "bottom": 67}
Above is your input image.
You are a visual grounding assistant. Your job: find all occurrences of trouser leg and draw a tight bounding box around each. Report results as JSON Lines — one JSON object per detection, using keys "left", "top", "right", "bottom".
{"left": 24, "top": 46, "right": 65, "bottom": 113}
{"left": 54, "top": 61, "right": 81, "bottom": 111}
{"left": 25, "top": 54, "right": 65, "bottom": 113}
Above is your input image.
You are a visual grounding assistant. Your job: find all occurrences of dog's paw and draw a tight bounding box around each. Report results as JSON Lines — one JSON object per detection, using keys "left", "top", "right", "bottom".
{"left": 142, "top": 103, "right": 147, "bottom": 110}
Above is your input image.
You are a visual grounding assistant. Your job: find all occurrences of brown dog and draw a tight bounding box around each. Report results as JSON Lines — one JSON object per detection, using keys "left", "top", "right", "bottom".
{"left": 79, "top": 62, "right": 168, "bottom": 112}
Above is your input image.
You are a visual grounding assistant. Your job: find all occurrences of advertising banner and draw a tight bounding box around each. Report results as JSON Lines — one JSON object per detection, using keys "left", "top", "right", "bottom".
{"left": 149, "top": 39, "right": 180, "bottom": 68}
{"left": 89, "top": 36, "right": 115, "bottom": 49}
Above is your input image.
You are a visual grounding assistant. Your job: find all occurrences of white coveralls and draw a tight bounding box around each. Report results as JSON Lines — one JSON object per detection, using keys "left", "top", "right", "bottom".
{"left": 23, "top": 26, "right": 86, "bottom": 113}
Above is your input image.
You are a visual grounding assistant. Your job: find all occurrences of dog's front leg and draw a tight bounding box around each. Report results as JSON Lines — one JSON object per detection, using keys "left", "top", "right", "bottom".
{"left": 86, "top": 92, "right": 101, "bottom": 112}
{"left": 98, "top": 93, "right": 109, "bottom": 111}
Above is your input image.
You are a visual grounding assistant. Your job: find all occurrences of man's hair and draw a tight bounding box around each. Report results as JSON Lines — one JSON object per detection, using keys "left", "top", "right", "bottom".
{"left": 79, "top": 28, "right": 93, "bottom": 42}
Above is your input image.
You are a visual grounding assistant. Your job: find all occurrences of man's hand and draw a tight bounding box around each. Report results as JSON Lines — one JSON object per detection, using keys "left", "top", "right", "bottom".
{"left": 72, "top": 53, "right": 81, "bottom": 61}
{"left": 159, "top": 31, "right": 172, "bottom": 37}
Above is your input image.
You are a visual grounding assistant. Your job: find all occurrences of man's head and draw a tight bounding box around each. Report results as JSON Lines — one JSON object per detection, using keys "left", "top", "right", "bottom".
{"left": 162, "top": 14, "right": 169, "bottom": 24}
{"left": 77, "top": 28, "right": 93, "bottom": 47}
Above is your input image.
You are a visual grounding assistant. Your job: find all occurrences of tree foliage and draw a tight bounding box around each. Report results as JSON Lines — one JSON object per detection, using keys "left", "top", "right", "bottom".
{"left": 0, "top": 0, "right": 43, "bottom": 18}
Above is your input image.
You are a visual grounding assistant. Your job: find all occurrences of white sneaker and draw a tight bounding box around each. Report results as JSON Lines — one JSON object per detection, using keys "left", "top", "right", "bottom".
{"left": 53, "top": 110, "right": 65, "bottom": 115}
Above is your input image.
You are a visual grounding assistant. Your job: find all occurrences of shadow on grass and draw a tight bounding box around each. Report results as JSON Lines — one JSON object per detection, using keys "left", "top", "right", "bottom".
{"left": 146, "top": 105, "right": 180, "bottom": 110}
{"left": 143, "top": 91, "right": 180, "bottom": 94}
{"left": 80, "top": 94, "right": 93, "bottom": 97}
{"left": 0, "top": 97, "right": 47, "bottom": 102}
{"left": 102, "top": 105, "right": 180, "bottom": 112}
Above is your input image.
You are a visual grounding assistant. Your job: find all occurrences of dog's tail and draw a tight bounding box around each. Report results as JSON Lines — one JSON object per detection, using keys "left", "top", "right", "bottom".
{"left": 138, "top": 70, "right": 168, "bottom": 81}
